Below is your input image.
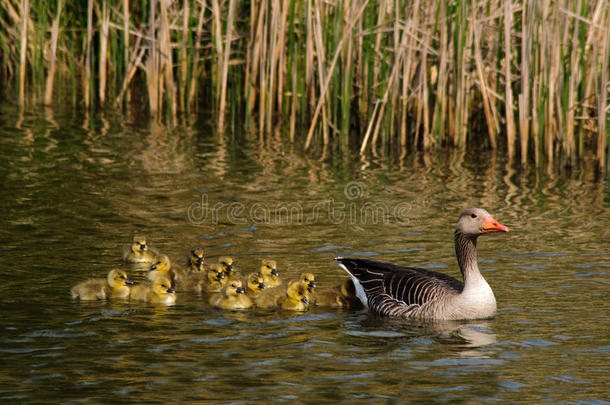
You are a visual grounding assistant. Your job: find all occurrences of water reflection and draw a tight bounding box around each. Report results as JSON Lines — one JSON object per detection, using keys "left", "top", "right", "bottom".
{"left": 0, "top": 105, "right": 608, "bottom": 404}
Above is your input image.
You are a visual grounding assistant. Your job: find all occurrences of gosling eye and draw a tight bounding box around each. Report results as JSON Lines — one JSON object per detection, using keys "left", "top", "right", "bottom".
{"left": 471, "top": 213, "right": 477, "bottom": 219}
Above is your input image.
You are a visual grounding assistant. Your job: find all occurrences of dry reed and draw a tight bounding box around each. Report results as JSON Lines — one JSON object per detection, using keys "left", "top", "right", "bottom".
{"left": 0, "top": 0, "right": 607, "bottom": 172}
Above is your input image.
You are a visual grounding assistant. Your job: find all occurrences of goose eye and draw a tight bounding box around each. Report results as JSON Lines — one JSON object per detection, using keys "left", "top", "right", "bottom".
{"left": 471, "top": 213, "right": 477, "bottom": 219}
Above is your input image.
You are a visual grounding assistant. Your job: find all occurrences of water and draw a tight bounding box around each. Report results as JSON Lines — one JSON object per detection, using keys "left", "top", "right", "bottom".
{"left": 0, "top": 105, "right": 608, "bottom": 404}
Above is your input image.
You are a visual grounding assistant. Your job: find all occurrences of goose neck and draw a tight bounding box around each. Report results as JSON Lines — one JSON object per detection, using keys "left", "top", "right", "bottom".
{"left": 454, "top": 230, "right": 481, "bottom": 284}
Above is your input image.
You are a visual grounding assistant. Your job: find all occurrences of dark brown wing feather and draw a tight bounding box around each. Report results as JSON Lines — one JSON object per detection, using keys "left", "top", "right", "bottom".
{"left": 335, "top": 258, "right": 463, "bottom": 317}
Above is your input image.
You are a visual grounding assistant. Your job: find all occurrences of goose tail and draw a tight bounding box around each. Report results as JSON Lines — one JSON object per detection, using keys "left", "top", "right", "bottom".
{"left": 334, "top": 257, "right": 369, "bottom": 309}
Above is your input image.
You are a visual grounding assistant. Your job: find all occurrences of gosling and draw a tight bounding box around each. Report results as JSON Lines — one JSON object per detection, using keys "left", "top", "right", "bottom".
{"left": 71, "top": 269, "right": 133, "bottom": 300}
{"left": 209, "top": 280, "right": 253, "bottom": 310}
{"left": 130, "top": 277, "right": 176, "bottom": 305}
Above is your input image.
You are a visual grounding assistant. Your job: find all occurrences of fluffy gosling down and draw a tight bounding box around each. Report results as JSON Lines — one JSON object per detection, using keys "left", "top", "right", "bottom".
{"left": 209, "top": 280, "right": 253, "bottom": 310}
{"left": 218, "top": 256, "right": 237, "bottom": 279}
{"left": 260, "top": 259, "right": 281, "bottom": 288}
{"left": 255, "top": 280, "right": 310, "bottom": 311}
{"left": 123, "top": 235, "right": 157, "bottom": 264}
{"left": 177, "top": 263, "right": 226, "bottom": 294}
{"left": 298, "top": 272, "right": 316, "bottom": 292}
{"left": 244, "top": 272, "right": 266, "bottom": 296}
{"left": 130, "top": 277, "right": 176, "bottom": 305}
{"left": 313, "top": 279, "right": 361, "bottom": 309}
{"left": 187, "top": 248, "right": 206, "bottom": 272}
{"left": 71, "top": 269, "right": 133, "bottom": 301}
{"left": 148, "top": 254, "right": 185, "bottom": 286}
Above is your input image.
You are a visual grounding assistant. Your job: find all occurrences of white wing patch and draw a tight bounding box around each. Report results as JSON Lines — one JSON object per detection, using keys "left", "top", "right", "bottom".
{"left": 337, "top": 262, "right": 369, "bottom": 309}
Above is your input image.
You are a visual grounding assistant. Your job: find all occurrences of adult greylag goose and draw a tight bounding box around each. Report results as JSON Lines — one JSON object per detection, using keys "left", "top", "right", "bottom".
{"left": 335, "top": 208, "right": 508, "bottom": 320}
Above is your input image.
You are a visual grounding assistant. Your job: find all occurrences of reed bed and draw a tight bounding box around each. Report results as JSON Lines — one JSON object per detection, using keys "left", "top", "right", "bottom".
{"left": 0, "top": 0, "right": 608, "bottom": 170}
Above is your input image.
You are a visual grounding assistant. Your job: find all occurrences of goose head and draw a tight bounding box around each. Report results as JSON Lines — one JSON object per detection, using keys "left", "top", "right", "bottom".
{"left": 246, "top": 272, "right": 266, "bottom": 293}
{"left": 107, "top": 269, "right": 133, "bottom": 288}
{"left": 190, "top": 248, "right": 206, "bottom": 271}
{"left": 299, "top": 272, "right": 316, "bottom": 292}
{"left": 218, "top": 256, "right": 234, "bottom": 277}
{"left": 456, "top": 208, "right": 509, "bottom": 238}
{"left": 149, "top": 254, "right": 171, "bottom": 272}
{"left": 131, "top": 235, "right": 149, "bottom": 253}
{"left": 207, "top": 263, "right": 226, "bottom": 283}
{"left": 153, "top": 277, "right": 175, "bottom": 296}
{"left": 225, "top": 280, "right": 246, "bottom": 297}
{"left": 260, "top": 259, "right": 279, "bottom": 277}
{"left": 286, "top": 280, "right": 310, "bottom": 305}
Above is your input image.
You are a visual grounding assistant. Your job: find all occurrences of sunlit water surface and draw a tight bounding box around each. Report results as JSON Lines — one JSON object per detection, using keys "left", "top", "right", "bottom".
{"left": 0, "top": 106, "right": 608, "bottom": 404}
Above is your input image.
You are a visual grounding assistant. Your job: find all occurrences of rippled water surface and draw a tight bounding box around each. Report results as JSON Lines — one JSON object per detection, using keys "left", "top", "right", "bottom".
{"left": 0, "top": 105, "right": 608, "bottom": 404}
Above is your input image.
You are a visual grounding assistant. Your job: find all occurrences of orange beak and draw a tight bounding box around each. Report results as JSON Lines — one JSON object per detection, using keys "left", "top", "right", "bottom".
{"left": 482, "top": 215, "right": 509, "bottom": 233}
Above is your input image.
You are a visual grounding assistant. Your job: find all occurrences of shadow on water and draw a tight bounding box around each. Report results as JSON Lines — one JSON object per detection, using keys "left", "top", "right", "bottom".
{"left": 0, "top": 105, "right": 608, "bottom": 404}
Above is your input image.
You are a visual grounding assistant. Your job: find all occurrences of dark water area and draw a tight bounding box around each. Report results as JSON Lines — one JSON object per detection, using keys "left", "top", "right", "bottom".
{"left": 0, "top": 104, "right": 608, "bottom": 404}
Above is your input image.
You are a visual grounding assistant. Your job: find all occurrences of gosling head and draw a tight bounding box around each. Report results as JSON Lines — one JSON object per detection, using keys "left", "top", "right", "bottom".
{"left": 149, "top": 254, "right": 171, "bottom": 272}
{"left": 246, "top": 272, "right": 266, "bottom": 293}
{"left": 107, "top": 269, "right": 133, "bottom": 289}
{"left": 299, "top": 272, "right": 316, "bottom": 292}
{"left": 260, "top": 259, "right": 279, "bottom": 277}
{"left": 225, "top": 280, "right": 246, "bottom": 297}
{"left": 207, "top": 263, "right": 226, "bottom": 282}
{"left": 218, "top": 256, "right": 234, "bottom": 277}
{"left": 153, "top": 277, "right": 175, "bottom": 296}
{"left": 286, "top": 280, "right": 310, "bottom": 305}
{"left": 190, "top": 248, "right": 206, "bottom": 271}
{"left": 131, "top": 235, "right": 148, "bottom": 253}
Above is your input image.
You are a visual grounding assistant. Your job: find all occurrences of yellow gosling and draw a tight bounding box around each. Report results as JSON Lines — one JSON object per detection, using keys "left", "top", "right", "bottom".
{"left": 260, "top": 259, "right": 281, "bottom": 288}
{"left": 278, "top": 281, "right": 311, "bottom": 311}
{"left": 147, "top": 254, "right": 177, "bottom": 284}
{"left": 209, "top": 280, "right": 253, "bottom": 310}
{"left": 218, "top": 256, "right": 237, "bottom": 279}
{"left": 298, "top": 272, "right": 316, "bottom": 293}
{"left": 243, "top": 272, "right": 266, "bottom": 296}
{"left": 188, "top": 248, "right": 207, "bottom": 272}
{"left": 130, "top": 277, "right": 176, "bottom": 305}
{"left": 312, "top": 279, "right": 361, "bottom": 309}
{"left": 255, "top": 280, "right": 309, "bottom": 311}
{"left": 122, "top": 235, "right": 157, "bottom": 264}
{"left": 200, "top": 263, "right": 227, "bottom": 293}
{"left": 71, "top": 269, "right": 133, "bottom": 300}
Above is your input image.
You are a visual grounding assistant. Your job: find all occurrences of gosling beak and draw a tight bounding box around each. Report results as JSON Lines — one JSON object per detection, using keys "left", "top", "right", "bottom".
{"left": 258, "top": 282, "right": 266, "bottom": 290}
{"left": 140, "top": 244, "right": 148, "bottom": 251}
{"left": 197, "top": 257, "right": 204, "bottom": 265}
{"left": 236, "top": 287, "right": 245, "bottom": 294}
{"left": 225, "top": 264, "right": 233, "bottom": 273}
{"left": 125, "top": 279, "right": 134, "bottom": 285}
{"left": 149, "top": 264, "right": 157, "bottom": 270}
{"left": 482, "top": 215, "right": 509, "bottom": 233}
{"left": 216, "top": 272, "right": 225, "bottom": 280}
{"left": 166, "top": 287, "right": 175, "bottom": 294}
{"left": 308, "top": 281, "right": 316, "bottom": 288}
{"left": 271, "top": 268, "right": 278, "bottom": 276}
{"left": 301, "top": 297, "right": 309, "bottom": 304}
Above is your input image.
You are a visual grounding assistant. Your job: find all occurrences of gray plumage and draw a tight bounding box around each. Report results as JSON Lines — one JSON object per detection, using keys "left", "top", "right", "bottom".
{"left": 335, "top": 208, "right": 508, "bottom": 320}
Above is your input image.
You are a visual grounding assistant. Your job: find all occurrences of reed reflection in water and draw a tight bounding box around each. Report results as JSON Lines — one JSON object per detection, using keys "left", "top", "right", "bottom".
{"left": 0, "top": 106, "right": 608, "bottom": 404}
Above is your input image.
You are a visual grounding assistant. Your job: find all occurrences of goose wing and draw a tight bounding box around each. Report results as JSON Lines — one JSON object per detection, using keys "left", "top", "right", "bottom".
{"left": 335, "top": 257, "right": 463, "bottom": 317}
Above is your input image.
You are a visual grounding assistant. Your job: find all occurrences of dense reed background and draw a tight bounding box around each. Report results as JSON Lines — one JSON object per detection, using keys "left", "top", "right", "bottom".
{"left": 0, "top": 0, "right": 608, "bottom": 170}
